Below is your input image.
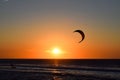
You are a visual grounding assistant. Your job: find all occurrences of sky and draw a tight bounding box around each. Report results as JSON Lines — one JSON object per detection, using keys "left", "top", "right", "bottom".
{"left": 0, "top": 0, "right": 120, "bottom": 59}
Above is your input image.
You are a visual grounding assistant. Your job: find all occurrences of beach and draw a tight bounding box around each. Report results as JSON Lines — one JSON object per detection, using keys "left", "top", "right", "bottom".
{"left": 0, "top": 59, "right": 120, "bottom": 80}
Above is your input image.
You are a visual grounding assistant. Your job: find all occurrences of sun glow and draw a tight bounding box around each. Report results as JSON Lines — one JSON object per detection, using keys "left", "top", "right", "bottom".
{"left": 45, "top": 47, "right": 66, "bottom": 58}
{"left": 52, "top": 48, "right": 61, "bottom": 55}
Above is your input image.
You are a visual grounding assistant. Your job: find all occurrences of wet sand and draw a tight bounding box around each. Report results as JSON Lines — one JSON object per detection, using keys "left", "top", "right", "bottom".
{"left": 0, "top": 70, "right": 116, "bottom": 80}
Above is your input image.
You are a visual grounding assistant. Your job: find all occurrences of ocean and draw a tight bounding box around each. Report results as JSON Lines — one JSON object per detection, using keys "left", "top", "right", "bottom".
{"left": 0, "top": 59, "right": 120, "bottom": 80}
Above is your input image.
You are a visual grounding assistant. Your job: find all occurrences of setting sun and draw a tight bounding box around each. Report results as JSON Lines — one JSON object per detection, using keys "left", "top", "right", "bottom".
{"left": 52, "top": 48, "right": 61, "bottom": 55}
{"left": 45, "top": 47, "right": 65, "bottom": 58}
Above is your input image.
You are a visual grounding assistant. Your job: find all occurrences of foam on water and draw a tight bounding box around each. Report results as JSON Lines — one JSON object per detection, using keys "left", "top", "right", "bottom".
{"left": 0, "top": 63, "right": 120, "bottom": 79}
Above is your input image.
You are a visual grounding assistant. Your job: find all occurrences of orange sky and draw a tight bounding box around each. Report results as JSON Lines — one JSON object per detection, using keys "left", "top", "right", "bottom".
{"left": 0, "top": 0, "right": 120, "bottom": 59}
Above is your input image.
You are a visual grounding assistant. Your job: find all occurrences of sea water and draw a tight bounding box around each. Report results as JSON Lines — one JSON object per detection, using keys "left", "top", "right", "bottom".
{"left": 0, "top": 59, "right": 120, "bottom": 79}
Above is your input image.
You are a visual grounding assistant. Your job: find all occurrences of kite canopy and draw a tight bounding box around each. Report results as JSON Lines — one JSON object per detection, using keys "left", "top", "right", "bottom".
{"left": 74, "top": 30, "right": 85, "bottom": 43}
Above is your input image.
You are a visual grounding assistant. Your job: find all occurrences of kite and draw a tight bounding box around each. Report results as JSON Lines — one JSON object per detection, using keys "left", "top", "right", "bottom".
{"left": 74, "top": 30, "right": 85, "bottom": 43}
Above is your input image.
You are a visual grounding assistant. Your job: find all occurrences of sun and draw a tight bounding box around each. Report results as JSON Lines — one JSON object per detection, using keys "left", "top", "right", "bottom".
{"left": 52, "top": 48, "right": 61, "bottom": 55}
{"left": 45, "top": 47, "right": 65, "bottom": 58}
